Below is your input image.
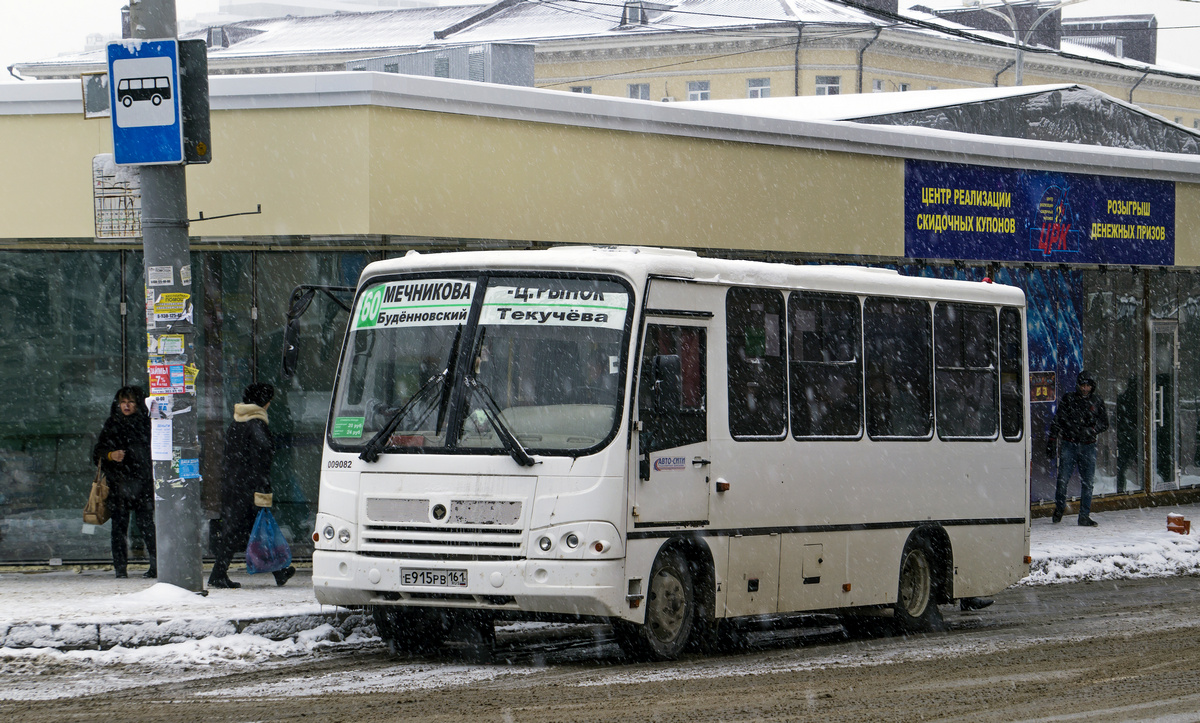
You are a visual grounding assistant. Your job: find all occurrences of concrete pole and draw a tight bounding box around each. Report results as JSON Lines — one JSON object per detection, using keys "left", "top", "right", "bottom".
{"left": 131, "top": 0, "right": 204, "bottom": 592}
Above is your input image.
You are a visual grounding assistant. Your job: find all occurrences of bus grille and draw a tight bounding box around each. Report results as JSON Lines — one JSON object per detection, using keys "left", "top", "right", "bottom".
{"left": 365, "top": 497, "right": 522, "bottom": 526}
{"left": 362, "top": 496, "right": 525, "bottom": 559}
{"left": 360, "top": 524, "right": 524, "bottom": 559}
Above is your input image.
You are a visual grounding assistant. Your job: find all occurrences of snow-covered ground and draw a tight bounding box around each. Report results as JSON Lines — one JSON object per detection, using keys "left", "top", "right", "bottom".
{"left": 1, "top": 502, "right": 1197, "bottom": 691}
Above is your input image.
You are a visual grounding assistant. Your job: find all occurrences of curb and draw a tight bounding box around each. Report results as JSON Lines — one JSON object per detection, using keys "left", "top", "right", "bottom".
{"left": 0, "top": 610, "right": 369, "bottom": 651}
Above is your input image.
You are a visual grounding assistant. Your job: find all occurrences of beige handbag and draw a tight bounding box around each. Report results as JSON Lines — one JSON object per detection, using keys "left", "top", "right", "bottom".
{"left": 83, "top": 462, "right": 110, "bottom": 525}
{"left": 254, "top": 492, "right": 273, "bottom": 508}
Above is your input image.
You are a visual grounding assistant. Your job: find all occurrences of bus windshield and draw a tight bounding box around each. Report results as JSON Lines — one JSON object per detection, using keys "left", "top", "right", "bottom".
{"left": 329, "top": 273, "right": 632, "bottom": 456}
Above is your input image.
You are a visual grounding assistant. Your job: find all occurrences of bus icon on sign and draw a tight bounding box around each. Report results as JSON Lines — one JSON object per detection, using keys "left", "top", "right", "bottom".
{"left": 117, "top": 77, "right": 172, "bottom": 107}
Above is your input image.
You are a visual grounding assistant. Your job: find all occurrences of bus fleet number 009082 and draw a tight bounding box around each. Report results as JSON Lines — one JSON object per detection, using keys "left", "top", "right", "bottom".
{"left": 401, "top": 568, "right": 469, "bottom": 587}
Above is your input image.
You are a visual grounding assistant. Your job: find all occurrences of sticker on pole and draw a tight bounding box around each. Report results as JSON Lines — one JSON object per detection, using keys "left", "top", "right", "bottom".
{"left": 107, "top": 39, "right": 184, "bottom": 165}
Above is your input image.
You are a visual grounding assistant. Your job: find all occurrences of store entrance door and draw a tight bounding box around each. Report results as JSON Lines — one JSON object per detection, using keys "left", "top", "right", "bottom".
{"left": 1151, "top": 321, "right": 1179, "bottom": 491}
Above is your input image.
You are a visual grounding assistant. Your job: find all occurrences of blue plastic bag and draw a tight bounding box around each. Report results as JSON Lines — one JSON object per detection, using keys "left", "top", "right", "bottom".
{"left": 245, "top": 508, "right": 292, "bottom": 574}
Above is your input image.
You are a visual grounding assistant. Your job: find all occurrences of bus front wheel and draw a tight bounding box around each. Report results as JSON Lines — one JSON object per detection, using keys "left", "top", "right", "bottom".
{"left": 893, "top": 535, "right": 945, "bottom": 634}
{"left": 372, "top": 605, "right": 449, "bottom": 657}
{"left": 616, "top": 549, "right": 695, "bottom": 660}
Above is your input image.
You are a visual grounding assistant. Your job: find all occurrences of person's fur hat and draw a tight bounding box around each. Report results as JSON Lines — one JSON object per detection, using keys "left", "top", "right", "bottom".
{"left": 242, "top": 382, "right": 275, "bottom": 407}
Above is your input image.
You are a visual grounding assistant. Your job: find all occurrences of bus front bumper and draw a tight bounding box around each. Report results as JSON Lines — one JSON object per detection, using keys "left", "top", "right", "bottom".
{"left": 312, "top": 550, "right": 629, "bottom": 618}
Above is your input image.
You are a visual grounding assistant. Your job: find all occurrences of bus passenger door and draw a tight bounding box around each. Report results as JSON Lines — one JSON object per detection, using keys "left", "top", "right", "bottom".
{"left": 633, "top": 320, "right": 711, "bottom": 526}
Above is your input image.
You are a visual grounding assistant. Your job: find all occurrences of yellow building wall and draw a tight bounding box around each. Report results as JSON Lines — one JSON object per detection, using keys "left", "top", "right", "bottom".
{"left": 8, "top": 98, "right": 1200, "bottom": 269}
{"left": 364, "top": 105, "right": 902, "bottom": 255}
{"left": 535, "top": 35, "right": 1200, "bottom": 131}
{"left": 187, "top": 106, "right": 372, "bottom": 237}
{"left": 1177, "top": 183, "right": 1200, "bottom": 268}
{"left": 0, "top": 114, "right": 111, "bottom": 239}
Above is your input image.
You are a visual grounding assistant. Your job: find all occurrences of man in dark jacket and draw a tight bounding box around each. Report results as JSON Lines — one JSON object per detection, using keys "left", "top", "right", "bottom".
{"left": 208, "top": 383, "right": 295, "bottom": 588}
{"left": 93, "top": 386, "right": 156, "bottom": 578}
{"left": 1047, "top": 370, "right": 1109, "bottom": 526}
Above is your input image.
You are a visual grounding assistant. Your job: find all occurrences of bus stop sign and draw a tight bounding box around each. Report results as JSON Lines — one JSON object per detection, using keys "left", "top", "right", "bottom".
{"left": 107, "top": 39, "right": 183, "bottom": 165}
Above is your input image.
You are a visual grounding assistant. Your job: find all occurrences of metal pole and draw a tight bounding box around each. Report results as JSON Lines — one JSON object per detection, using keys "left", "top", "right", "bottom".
{"left": 131, "top": 0, "right": 204, "bottom": 592}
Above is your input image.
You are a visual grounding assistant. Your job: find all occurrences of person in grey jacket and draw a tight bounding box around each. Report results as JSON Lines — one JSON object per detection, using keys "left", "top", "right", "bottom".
{"left": 208, "top": 383, "right": 295, "bottom": 588}
{"left": 1047, "top": 370, "right": 1110, "bottom": 526}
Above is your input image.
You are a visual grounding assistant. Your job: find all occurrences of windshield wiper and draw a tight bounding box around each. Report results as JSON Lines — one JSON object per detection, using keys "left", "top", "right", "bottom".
{"left": 464, "top": 376, "right": 537, "bottom": 467}
{"left": 358, "top": 372, "right": 444, "bottom": 463}
{"left": 359, "top": 325, "right": 463, "bottom": 463}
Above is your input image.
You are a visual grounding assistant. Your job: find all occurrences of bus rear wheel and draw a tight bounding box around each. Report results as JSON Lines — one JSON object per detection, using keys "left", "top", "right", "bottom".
{"left": 616, "top": 549, "right": 695, "bottom": 660}
{"left": 893, "top": 536, "right": 944, "bottom": 634}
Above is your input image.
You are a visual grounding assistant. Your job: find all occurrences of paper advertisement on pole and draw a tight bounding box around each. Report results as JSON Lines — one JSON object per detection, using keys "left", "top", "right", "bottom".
{"left": 151, "top": 418, "right": 172, "bottom": 461}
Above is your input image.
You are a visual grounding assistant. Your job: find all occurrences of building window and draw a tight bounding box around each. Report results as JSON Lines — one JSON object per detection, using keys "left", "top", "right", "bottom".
{"left": 433, "top": 57, "right": 450, "bottom": 78}
{"left": 383, "top": 63, "right": 398, "bottom": 74}
{"left": 468, "top": 49, "right": 485, "bottom": 82}
{"left": 899, "top": 83, "right": 910, "bottom": 92}
{"left": 623, "top": 1, "right": 647, "bottom": 25}
{"left": 815, "top": 75, "right": 841, "bottom": 96}
{"left": 727, "top": 287, "right": 787, "bottom": 439}
{"left": 1194, "top": 119, "right": 1200, "bottom": 129}
{"left": 872, "top": 79, "right": 884, "bottom": 92}
{"left": 628, "top": 83, "right": 650, "bottom": 100}
{"left": 1176, "top": 116, "right": 1184, "bottom": 125}
{"left": 571, "top": 86, "right": 592, "bottom": 94}
{"left": 747, "top": 78, "right": 770, "bottom": 99}
{"left": 687, "top": 80, "right": 710, "bottom": 101}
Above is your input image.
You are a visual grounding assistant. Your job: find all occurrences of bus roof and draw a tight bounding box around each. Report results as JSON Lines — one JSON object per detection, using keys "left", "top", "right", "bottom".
{"left": 360, "top": 246, "right": 1026, "bottom": 307}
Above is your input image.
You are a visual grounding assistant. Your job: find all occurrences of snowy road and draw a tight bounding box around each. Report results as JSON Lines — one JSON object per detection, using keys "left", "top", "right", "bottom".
{"left": 4, "top": 574, "right": 1200, "bottom": 721}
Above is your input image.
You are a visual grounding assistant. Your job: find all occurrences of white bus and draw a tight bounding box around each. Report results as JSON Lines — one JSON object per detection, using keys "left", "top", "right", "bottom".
{"left": 310, "top": 246, "right": 1030, "bottom": 659}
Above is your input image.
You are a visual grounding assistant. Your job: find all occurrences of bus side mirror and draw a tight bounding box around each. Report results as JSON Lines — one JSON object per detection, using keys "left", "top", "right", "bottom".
{"left": 651, "top": 354, "right": 683, "bottom": 415}
{"left": 281, "top": 288, "right": 316, "bottom": 380}
{"left": 282, "top": 319, "right": 302, "bottom": 380}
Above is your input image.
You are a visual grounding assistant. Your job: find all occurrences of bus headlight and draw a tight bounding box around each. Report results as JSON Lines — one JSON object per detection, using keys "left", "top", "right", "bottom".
{"left": 323, "top": 525, "right": 335, "bottom": 540}
{"left": 338, "top": 528, "right": 351, "bottom": 544}
{"left": 529, "top": 522, "right": 622, "bottom": 559}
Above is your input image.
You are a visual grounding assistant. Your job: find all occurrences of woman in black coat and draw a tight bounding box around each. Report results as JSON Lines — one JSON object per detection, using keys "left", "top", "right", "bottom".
{"left": 208, "top": 383, "right": 295, "bottom": 588}
{"left": 92, "top": 386, "right": 156, "bottom": 578}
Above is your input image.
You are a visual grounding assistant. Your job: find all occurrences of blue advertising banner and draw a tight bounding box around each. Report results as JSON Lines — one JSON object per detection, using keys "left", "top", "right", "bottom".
{"left": 905, "top": 160, "right": 1174, "bottom": 265}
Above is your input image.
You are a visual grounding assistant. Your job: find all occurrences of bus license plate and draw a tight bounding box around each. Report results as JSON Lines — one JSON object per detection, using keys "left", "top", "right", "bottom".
{"left": 401, "top": 568, "right": 468, "bottom": 587}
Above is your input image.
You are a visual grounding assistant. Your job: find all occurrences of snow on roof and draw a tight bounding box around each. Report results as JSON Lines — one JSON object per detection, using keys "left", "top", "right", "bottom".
{"left": 686, "top": 83, "right": 1081, "bottom": 121}
{"left": 205, "top": 6, "right": 483, "bottom": 57}
{"left": 13, "top": 0, "right": 1200, "bottom": 82}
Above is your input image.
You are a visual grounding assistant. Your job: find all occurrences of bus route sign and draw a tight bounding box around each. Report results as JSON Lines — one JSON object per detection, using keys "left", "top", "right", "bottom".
{"left": 107, "top": 39, "right": 184, "bottom": 165}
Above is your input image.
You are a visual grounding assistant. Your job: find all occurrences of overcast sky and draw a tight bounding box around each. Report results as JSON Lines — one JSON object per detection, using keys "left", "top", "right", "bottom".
{"left": 3, "top": 0, "right": 1200, "bottom": 83}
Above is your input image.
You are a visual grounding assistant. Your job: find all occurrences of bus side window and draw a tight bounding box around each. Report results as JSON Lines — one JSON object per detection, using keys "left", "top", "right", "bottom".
{"left": 864, "top": 297, "right": 933, "bottom": 439}
{"left": 639, "top": 324, "right": 706, "bottom": 454}
{"left": 934, "top": 303, "right": 998, "bottom": 439}
{"left": 726, "top": 287, "right": 786, "bottom": 439}
{"left": 999, "top": 307, "right": 1025, "bottom": 441}
{"left": 788, "top": 292, "right": 862, "bottom": 439}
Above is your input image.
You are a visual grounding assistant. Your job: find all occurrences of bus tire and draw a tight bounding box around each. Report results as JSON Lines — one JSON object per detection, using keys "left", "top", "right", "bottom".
{"left": 616, "top": 549, "right": 695, "bottom": 660}
{"left": 372, "top": 605, "right": 449, "bottom": 657}
{"left": 893, "top": 535, "right": 945, "bottom": 634}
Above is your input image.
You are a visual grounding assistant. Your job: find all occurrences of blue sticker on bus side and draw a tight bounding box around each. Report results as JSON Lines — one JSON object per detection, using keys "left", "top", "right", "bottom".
{"left": 653, "top": 456, "right": 687, "bottom": 472}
